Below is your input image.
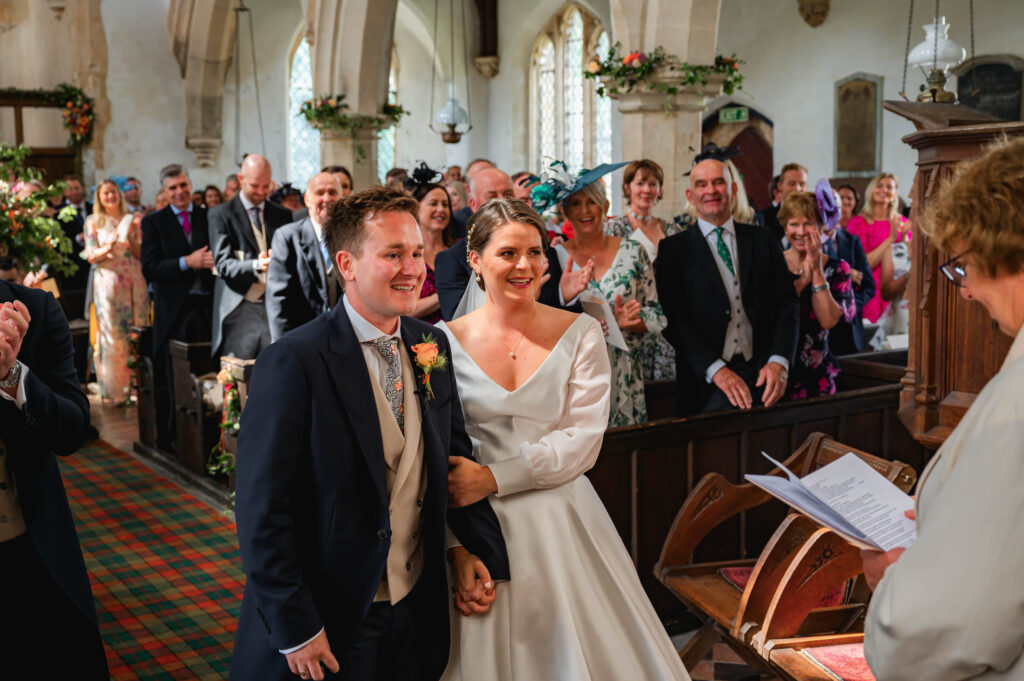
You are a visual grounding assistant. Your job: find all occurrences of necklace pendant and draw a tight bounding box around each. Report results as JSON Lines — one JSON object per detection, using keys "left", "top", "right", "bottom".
{"left": 509, "top": 351, "right": 516, "bottom": 359}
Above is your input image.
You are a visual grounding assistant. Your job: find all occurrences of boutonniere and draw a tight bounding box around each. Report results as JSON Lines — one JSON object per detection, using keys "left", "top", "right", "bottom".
{"left": 410, "top": 333, "right": 448, "bottom": 400}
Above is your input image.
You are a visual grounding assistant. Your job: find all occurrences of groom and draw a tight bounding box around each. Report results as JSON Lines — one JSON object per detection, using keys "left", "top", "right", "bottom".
{"left": 231, "top": 186, "right": 510, "bottom": 681}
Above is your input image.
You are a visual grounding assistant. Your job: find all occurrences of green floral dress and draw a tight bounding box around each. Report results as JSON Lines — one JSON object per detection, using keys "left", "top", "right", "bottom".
{"left": 605, "top": 216, "right": 682, "bottom": 382}
{"left": 557, "top": 238, "right": 666, "bottom": 427}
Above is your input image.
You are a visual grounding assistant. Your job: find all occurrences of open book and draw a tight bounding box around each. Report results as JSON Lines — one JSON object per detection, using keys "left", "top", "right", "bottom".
{"left": 745, "top": 452, "right": 917, "bottom": 551}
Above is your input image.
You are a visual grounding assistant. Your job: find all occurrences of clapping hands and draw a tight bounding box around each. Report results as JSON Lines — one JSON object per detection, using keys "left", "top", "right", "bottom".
{"left": 560, "top": 257, "right": 594, "bottom": 303}
{"left": 613, "top": 294, "right": 645, "bottom": 332}
{"left": 0, "top": 301, "right": 30, "bottom": 391}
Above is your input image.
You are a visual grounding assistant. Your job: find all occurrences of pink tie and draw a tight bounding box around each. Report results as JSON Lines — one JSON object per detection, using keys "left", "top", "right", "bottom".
{"left": 181, "top": 210, "right": 192, "bottom": 238}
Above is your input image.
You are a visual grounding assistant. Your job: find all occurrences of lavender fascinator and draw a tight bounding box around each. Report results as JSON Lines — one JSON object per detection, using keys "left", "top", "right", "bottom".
{"left": 814, "top": 178, "right": 841, "bottom": 231}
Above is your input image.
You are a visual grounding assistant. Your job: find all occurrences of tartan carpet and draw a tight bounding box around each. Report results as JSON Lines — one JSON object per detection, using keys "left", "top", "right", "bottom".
{"left": 62, "top": 439, "right": 244, "bottom": 680}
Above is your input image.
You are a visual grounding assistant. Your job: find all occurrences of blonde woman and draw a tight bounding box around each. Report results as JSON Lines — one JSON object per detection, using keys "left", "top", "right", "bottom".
{"left": 82, "top": 179, "right": 147, "bottom": 403}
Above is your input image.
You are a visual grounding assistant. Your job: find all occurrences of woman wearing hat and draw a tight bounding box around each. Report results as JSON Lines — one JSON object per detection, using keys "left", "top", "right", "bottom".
{"left": 534, "top": 161, "right": 667, "bottom": 426}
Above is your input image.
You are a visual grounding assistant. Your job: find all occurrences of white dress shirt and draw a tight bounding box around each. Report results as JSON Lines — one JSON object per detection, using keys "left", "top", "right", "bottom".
{"left": 696, "top": 217, "right": 789, "bottom": 383}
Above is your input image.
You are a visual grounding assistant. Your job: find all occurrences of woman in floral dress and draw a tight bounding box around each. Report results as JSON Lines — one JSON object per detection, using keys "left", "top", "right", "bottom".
{"left": 553, "top": 174, "right": 665, "bottom": 426}
{"left": 604, "top": 159, "right": 680, "bottom": 382}
{"left": 778, "top": 190, "right": 856, "bottom": 399}
{"left": 82, "top": 179, "right": 148, "bottom": 403}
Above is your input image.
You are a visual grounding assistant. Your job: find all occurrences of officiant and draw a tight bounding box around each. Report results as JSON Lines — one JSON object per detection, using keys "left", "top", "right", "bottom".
{"left": 861, "top": 137, "right": 1024, "bottom": 680}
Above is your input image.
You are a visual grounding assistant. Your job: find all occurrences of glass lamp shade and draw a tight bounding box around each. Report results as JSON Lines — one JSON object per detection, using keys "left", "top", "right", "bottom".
{"left": 907, "top": 17, "right": 966, "bottom": 73}
{"left": 435, "top": 97, "right": 469, "bottom": 129}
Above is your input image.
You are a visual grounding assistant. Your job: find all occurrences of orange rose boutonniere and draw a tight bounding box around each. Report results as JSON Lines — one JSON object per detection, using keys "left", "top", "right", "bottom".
{"left": 411, "top": 333, "right": 448, "bottom": 400}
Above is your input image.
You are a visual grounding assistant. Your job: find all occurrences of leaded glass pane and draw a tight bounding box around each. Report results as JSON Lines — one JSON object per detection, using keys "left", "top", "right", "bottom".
{"left": 288, "top": 39, "right": 319, "bottom": 190}
{"left": 537, "top": 38, "right": 557, "bottom": 167}
{"left": 594, "top": 31, "right": 612, "bottom": 168}
{"left": 563, "top": 10, "right": 584, "bottom": 172}
{"left": 377, "top": 66, "right": 398, "bottom": 185}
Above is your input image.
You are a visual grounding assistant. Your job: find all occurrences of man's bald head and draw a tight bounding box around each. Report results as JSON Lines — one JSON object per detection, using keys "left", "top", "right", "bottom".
{"left": 238, "top": 154, "right": 273, "bottom": 205}
{"left": 468, "top": 168, "right": 514, "bottom": 212}
{"left": 686, "top": 159, "right": 736, "bottom": 226}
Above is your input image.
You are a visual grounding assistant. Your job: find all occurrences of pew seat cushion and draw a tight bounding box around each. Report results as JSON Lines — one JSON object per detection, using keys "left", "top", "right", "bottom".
{"left": 804, "top": 643, "right": 875, "bottom": 681}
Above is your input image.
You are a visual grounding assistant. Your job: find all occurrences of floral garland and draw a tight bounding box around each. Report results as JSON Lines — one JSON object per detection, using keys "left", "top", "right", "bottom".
{"left": 0, "top": 144, "right": 79, "bottom": 276}
{"left": 126, "top": 329, "right": 141, "bottom": 407}
{"left": 208, "top": 367, "right": 241, "bottom": 481}
{"left": 584, "top": 42, "right": 744, "bottom": 107}
{"left": 0, "top": 83, "right": 95, "bottom": 148}
{"left": 299, "top": 94, "right": 407, "bottom": 159}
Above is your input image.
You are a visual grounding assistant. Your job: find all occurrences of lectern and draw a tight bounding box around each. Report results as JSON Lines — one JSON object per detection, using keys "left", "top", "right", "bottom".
{"left": 884, "top": 101, "right": 1024, "bottom": 448}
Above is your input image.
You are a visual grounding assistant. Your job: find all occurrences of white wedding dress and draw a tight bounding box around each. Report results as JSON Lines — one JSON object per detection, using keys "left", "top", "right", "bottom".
{"left": 439, "top": 315, "right": 689, "bottom": 681}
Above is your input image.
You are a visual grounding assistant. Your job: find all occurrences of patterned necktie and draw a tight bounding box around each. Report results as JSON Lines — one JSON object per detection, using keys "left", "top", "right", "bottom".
{"left": 180, "top": 210, "right": 191, "bottom": 238}
{"left": 713, "top": 226, "right": 736, "bottom": 276}
{"left": 250, "top": 206, "right": 263, "bottom": 231}
{"left": 371, "top": 336, "right": 404, "bottom": 433}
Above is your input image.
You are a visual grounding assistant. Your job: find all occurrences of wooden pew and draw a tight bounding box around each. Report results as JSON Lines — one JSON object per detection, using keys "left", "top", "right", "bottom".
{"left": 216, "top": 356, "right": 255, "bottom": 482}
{"left": 130, "top": 325, "right": 157, "bottom": 448}
{"left": 169, "top": 340, "right": 220, "bottom": 476}
{"left": 652, "top": 434, "right": 915, "bottom": 675}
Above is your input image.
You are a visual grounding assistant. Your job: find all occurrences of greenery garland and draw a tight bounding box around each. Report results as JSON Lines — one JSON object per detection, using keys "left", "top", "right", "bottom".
{"left": 299, "top": 94, "right": 408, "bottom": 160}
{"left": 126, "top": 329, "right": 141, "bottom": 408}
{"left": 0, "top": 144, "right": 79, "bottom": 276}
{"left": 208, "top": 367, "right": 241, "bottom": 481}
{"left": 584, "top": 42, "right": 745, "bottom": 108}
{"left": 0, "top": 83, "right": 95, "bottom": 148}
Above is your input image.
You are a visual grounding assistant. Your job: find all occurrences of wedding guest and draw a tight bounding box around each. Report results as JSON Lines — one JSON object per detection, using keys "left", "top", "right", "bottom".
{"left": 385, "top": 167, "right": 408, "bottom": 189}
{"left": 192, "top": 189, "right": 205, "bottom": 208}
{"left": 542, "top": 162, "right": 664, "bottom": 426}
{"left": 224, "top": 173, "right": 241, "bottom": 201}
{"left": 450, "top": 159, "right": 496, "bottom": 236}
{"left": 759, "top": 163, "right": 808, "bottom": 241}
{"left": 837, "top": 184, "right": 859, "bottom": 229}
{"left": 271, "top": 183, "right": 304, "bottom": 213}
{"left": 767, "top": 174, "right": 782, "bottom": 209}
{"left": 446, "top": 180, "right": 469, "bottom": 214}
{"left": 322, "top": 164, "right": 353, "bottom": 197}
{"left": 445, "top": 165, "right": 463, "bottom": 183}
{"left": 825, "top": 186, "right": 875, "bottom": 355}
{"left": 846, "top": 173, "right": 911, "bottom": 324}
{"left": 606, "top": 159, "right": 681, "bottom": 381}
{"left": 405, "top": 164, "right": 453, "bottom": 324}
{"left": 82, "top": 179, "right": 148, "bottom": 404}
{"left": 0, "top": 256, "right": 20, "bottom": 283}
{"left": 56, "top": 173, "right": 92, "bottom": 317}
{"left": 154, "top": 187, "right": 170, "bottom": 211}
{"left": 862, "top": 136, "right": 1024, "bottom": 681}
{"left": 779, "top": 188, "right": 855, "bottom": 399}
{"left": 510, "top": 171, "right": 539, "bottom": 202}
{"left": 203, "top": 185, "right": 224, "bottom": 209}
{"left": 124, "top": 176, "right": 147, "bottom": 213}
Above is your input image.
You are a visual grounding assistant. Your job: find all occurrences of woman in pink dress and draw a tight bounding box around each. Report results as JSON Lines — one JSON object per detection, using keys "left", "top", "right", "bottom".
{"left": 845, "top": 173, "right": 911, "bottom": 323}
{"left": 82, "top": 180, "right": 148, "bottom": 403}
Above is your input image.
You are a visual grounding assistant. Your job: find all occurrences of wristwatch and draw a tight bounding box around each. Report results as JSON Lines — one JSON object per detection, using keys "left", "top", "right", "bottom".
{"left": 0, "top": 362, "right": 22, "bottom": 389}
{"left": 810, "top": 283, "right": 830, "bottom": 294}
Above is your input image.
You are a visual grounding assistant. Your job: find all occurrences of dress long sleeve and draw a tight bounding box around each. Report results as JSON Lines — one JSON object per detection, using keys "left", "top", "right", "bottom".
{"left": 488, "top": 318, "right": 611, "bottom": 496}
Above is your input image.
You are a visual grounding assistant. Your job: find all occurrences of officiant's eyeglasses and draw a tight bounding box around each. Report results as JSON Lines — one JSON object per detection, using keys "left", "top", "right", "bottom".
{"left": 939, "top": 251, "right": 969, "bottom": 288}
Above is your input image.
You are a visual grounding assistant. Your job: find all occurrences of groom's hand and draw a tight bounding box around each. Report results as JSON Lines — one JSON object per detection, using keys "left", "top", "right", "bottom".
{"left": 448, "top": 456, "right": 498, "bottom": 507}
{"left": 285, "top": 630, "right": 340, "bottom": 680}
{"left": 450, "top": 547, "right": 495, "bottom": 616}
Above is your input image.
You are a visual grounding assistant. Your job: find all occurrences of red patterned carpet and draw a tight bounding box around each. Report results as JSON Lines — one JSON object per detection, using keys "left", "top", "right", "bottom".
{"left": 62, "top": 439, "right": 243, "bottom": 680}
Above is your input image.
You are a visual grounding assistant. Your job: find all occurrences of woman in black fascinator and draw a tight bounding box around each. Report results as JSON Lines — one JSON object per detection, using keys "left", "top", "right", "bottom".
{"left": 404, "top": 162, "right": 455, "bottom": 323}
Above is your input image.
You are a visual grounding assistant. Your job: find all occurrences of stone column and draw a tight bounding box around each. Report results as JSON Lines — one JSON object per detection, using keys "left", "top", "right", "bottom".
{"left": 606, "top": 72, "right": 725, "bottom": 218}
{"left": 319, "top": 122, "right": 385, "bottom": 189}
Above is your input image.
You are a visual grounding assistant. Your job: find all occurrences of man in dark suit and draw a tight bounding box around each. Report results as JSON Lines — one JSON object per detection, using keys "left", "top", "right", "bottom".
{"left": 448, "top": 158, "right": 494, "bottom": 239}
{"left": 209, "top": 154, "right": 293, "bottom": 358}
{"left": 46, "top": 174, "right": 93, "bottom": 319}
{"left": 266, "top": 172, "right": 343, "bottom": 342}
{"left": 435, "top": 168, "right": 581, "bottom": 319}
{"left": 141, "top": 163, "right": 216, "bottom": 451}
{"left": 657, "top": 159, "right": 800, "bottom": 416}
{"left": 231, "top": 186, "right": 509, "bottom": 681}
{"left": 0, "top": 282, "right": 107, "bottom": 678}
{"left": 758, "top": 163, "right": 808, "bottom": 242}
{"left": 824, "top": 225, "right": 875, "bottom": 354}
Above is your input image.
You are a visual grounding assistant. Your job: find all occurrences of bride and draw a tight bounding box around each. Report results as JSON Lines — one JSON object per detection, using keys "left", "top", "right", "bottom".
{"left": 439, "top": 198, "right": 688, "bottom": 680}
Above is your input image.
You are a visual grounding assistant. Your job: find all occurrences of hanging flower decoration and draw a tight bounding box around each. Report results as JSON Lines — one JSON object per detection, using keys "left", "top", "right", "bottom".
{"left": 584, "top": 42, "right": 745, "bottom": 109}
{"left": 0, "top": 84, "right": 95, "bottom": 148}
{"left": 299, "top": 94, "right": 408, "bottom": 160}
{"left": 0, "top": 144, "right": 78, "bottom": 277}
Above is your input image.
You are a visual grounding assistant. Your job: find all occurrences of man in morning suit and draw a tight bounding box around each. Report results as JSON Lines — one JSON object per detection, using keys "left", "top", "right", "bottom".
{"left": 435, "top": 168, "right": 581, "bottom": 320}
{"left": 266, "top": 172, "right": 343, "bottom": 342}
{"left": 656, "top": 159, "right": 799, "bottom": 416}
{"left": 0, "top": 282, "right": 108, "bottom": 678}
{"left": 758, "top": 163, "right": 808, "bottom": 242}
{"left": 231, "top": 186, "right": 509, "bottom": 681}
{"left": 141, "top": 163, "right": 216, "bottom": 451}
{"left": 209, "top": 154, "right": 292, "bottom": 358}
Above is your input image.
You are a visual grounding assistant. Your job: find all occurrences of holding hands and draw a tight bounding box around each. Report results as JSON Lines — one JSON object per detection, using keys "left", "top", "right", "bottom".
{"left": 450, "top": 546, "right": 495, "bottom": 616}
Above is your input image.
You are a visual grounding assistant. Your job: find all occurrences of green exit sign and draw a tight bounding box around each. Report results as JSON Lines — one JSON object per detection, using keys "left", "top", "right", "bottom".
{"left": 719, "top": 106, "right": 749, "bottom": 123}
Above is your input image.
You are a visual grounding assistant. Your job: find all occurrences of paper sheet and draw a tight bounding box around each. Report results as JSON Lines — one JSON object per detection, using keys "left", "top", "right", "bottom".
{"left": 578, "top": 291, "right": 629, "bottom": 351}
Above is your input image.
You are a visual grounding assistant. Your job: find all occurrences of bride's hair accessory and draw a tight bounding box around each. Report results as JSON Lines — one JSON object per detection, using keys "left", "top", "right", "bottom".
{"left": 464, "top": 199, "right": 551, "bottom": 291}
{"left": 410, "top": 333, "right": 448, "bottom": 400}
{"left": 529, "top": 159, "right": 630, "bottom": 213}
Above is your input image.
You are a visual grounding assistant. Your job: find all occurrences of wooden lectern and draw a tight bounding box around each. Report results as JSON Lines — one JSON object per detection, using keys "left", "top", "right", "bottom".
{"left": 884, "top": 101, "right": 1024, "bottom": 448}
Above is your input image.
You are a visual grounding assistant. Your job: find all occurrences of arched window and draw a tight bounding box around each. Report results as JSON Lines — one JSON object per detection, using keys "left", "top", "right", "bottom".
{"left": 377, "top": 53, "right": 399, "bottom": 184}
{"left": 288, "top": 37, "right": 320, "bottom": 189}
{"left": 529, "top": 3, "right": 609, "bottom": 174}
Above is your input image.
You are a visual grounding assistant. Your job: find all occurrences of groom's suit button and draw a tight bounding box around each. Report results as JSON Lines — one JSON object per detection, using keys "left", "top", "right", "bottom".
{"left": 377, "top": 529, "right": 388, "bottom": 540}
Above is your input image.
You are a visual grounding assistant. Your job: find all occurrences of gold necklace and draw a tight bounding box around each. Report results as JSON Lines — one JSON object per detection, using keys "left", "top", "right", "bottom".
{"left": 485, "top": 305, "right": 538, "bottom": 360}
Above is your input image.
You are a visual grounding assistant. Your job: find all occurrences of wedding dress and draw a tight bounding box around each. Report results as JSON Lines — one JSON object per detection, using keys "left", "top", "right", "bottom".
{"left": 439, "top": 314, "right": 689, "bottom": 681}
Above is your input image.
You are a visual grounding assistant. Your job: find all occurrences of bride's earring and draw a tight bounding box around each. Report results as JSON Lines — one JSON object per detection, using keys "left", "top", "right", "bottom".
{"left": 475, "top": 274, "right": 482, "bottom": 284}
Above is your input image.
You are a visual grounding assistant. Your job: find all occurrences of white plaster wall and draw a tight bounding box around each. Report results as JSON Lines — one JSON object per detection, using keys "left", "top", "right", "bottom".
{"left": 716, "top": 0, "right": 1024, "bottom": 200}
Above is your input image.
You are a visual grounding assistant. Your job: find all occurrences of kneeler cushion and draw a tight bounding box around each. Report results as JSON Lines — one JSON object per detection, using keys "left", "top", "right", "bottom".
{"left": 718, "top": 566, "right": 849, "bottom": 607}
{"left": 803, "top": 643, "right": 876, "bottom": 681}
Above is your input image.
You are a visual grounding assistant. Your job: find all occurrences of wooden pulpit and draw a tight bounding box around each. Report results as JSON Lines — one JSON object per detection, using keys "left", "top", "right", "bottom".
{"left": 884, "top": 101, "right": 1024, "bottom": 448}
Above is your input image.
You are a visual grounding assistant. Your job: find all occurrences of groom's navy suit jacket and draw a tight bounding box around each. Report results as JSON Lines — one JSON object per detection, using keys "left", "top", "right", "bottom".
{"left": 230, "top": 304, "right": 510, "bottom": 680}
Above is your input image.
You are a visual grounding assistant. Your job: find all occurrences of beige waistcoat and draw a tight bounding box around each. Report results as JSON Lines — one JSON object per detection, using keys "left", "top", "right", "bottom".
{"left": 369, "top": 345, "right": 427, "bottom": 605}
{"left": 0, "top": 436, "right": 28, "bottom": 543}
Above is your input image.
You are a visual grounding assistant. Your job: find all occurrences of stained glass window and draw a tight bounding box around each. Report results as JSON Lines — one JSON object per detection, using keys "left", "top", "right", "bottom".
{"left": 536, "top": 37, "right": 557, "bottom": 166}
{"left": 377, "top": 63, "right": 398, "bottom": 185}
{"left": 563, "top": 10, "right": 585, "bottom": 173}
{"left": 288, "top": 38, "right": 319, "bottom": 190}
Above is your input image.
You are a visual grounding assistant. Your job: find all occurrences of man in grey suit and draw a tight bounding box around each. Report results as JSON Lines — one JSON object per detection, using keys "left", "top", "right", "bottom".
{"left": 208, "top": 154, "right": 293, "bottom": 358}
{"left": 267, "top": 172, "right": 343, "bottom": 341}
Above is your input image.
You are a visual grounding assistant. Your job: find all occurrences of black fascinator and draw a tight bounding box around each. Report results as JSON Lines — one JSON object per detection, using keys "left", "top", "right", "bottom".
{"left": 684, "top": 143, "right": 743, "bottom": 175}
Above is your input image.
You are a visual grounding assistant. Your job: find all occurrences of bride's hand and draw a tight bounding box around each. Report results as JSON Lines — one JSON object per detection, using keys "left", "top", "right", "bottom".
{"left": 449, "top": 547, "right": 495, "bottom": 616}
{"left": 448, "top": 456, "right": 498, "bottom": 507}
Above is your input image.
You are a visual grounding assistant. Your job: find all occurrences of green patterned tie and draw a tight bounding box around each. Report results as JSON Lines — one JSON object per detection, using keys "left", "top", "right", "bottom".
{"left": 713, "top": 227, "right": 736, "bottom": 276}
